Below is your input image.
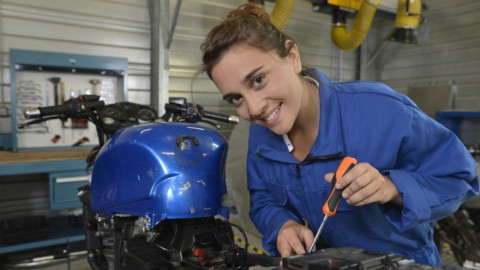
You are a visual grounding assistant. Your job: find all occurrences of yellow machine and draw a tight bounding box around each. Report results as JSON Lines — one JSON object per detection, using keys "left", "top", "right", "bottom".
{"left": 327, "top": 0, "right": 423, "bottom": 50}
{"left": 252, "top": 0, "right": 424, "bottom": 51}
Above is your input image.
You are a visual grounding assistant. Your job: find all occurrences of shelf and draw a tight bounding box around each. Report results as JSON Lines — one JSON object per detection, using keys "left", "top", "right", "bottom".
{"left": 0, "top": 149, "right": 92, "bottom": 176}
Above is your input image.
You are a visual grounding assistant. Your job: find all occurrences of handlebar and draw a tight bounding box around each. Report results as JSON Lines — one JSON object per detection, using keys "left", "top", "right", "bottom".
{"left": 163, "top": 103, "right": 239, "bottom": 124}
{"left": 24, "top": 95, "right": 105, "bottom": 119}
{"left": 18, "top": 95, "right": 238, "bottom": 133}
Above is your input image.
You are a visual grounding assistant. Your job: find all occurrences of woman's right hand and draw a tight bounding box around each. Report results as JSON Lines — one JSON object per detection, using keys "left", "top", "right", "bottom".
{"left": 277, "top": 220, "right": 315, "bottom": 258}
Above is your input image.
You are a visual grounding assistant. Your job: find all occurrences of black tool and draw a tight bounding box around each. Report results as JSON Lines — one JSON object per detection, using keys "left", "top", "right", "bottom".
{"left": 48, "top": 77, "right": 61, "bottom": 105}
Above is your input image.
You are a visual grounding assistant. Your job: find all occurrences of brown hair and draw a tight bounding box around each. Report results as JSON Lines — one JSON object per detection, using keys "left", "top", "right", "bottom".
{"left": 200, "top": 3, "right": 295, "bottom": 80}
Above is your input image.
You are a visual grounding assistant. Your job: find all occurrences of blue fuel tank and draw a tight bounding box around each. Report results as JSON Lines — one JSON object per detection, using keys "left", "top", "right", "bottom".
{"left": 90, "top": 122, "right": 229, "bottom": 227}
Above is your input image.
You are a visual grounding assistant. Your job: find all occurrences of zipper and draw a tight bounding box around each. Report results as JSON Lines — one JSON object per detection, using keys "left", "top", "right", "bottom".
{"left": 256, "top": 151, "right": 344, "bottom": 179}
{"left": 302, "top": 152, "right": 343, "bottom": 162}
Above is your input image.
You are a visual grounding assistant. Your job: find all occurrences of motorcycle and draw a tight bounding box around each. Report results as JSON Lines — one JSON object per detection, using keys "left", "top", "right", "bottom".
{"left": 18, "top": 95, "right": 441, "bottom": 270}
{"left": 19, "top": 95, "right": 282, "bottom": 269}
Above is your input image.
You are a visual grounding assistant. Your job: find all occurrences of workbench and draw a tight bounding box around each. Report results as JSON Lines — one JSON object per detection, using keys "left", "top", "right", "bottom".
{"left": 436, "top": 110, "right": 480, "bottom": 137}
{"left": 0, "top": 149, "right": 91, "bottom": 254}
{"left": 436, "top": 110, "right": 480, "bottom": 147}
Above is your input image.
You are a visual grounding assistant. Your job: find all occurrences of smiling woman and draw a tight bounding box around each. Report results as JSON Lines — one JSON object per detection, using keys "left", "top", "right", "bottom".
{"left": 198, "top": 2, "right": 479, "bottom": 267}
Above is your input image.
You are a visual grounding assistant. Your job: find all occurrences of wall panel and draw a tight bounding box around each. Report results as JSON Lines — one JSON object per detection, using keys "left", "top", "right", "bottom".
{"left": 367, "top": 0, "right": 480, "bottom": 102}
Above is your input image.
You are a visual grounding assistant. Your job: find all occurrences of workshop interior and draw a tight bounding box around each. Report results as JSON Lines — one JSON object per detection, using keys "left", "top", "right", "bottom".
{"left": 0, "top": 0, "right": 479, "bottom": 269}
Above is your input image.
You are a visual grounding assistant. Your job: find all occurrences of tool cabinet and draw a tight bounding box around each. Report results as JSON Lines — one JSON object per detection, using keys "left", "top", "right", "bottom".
{"left": 0, "top": 149, "right": 90, "bottom": 254}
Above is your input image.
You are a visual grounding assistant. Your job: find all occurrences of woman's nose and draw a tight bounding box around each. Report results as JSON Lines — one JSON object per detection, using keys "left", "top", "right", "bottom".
{"left": 246, "top": 95, "right": 267, "bottom": 120}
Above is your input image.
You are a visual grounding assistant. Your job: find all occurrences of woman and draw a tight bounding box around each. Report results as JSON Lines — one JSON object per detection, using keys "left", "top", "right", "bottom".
{"left": 200, "top": 3, "right": 479, "bottom": 266}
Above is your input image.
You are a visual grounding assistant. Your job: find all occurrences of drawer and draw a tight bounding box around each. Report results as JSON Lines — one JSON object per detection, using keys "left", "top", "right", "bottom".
{"left": 50, "top": 171, "right": 91, "bottom": 210}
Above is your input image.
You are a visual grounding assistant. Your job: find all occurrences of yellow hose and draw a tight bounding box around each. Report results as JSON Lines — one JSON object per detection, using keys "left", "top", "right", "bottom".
{"left": 270, "top": 0, "right": 297, "bottom": 30}
{"left": 251, "top": 0, "right": 296, "bottom": 31}
{"left": 331, "top": 0, "right": 381, "bottom": 51}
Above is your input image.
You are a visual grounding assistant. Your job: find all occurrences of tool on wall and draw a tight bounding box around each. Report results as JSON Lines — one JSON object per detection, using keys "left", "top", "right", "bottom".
{"left": 60, "top": 81, "right": 66, "bottom": 104}
{"left": 48, "top": 77, "right": 61, "bottom": 105}
{"left": 309, "top": 156, "right": 357, "bottom": 253}
{"left": 89, "top": 79, "right": 100, "bottom": 95}
{"left": 51, "top": 135, "right": 61, "bottom": 143}
{"left": 16, "top": 80, "right": 50, "bottom": 133}
{"left": 72, "top": 136, "right": 89, "bottom": 146}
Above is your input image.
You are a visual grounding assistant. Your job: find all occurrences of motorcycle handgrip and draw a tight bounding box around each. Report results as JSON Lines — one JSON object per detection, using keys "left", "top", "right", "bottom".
{"left": 41, "top": 103, "right": 73, "bottom": 118}
{"left": 24, "top": 100, "right": 105, "bottom": 119}
{"left": 203, "top": 110, "right": 239, "bottom": 124}
{"left": 24, "top": 103, "right": 70, "bottom": 119}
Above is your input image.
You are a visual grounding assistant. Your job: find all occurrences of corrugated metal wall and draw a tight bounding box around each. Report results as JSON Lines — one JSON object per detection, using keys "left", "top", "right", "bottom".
{"left": 367, "top": 0, "right": 480, "bottom": 104}
{"left": 364, "top": 0, "right": 480, "bottom": 145}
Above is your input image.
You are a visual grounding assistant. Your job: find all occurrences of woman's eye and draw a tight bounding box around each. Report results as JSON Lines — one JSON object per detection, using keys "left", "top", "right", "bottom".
{"left": 226, "top": 95, "right": 242, "bottom": 106}
{"left": 231, "top": 95, "right": 242, "bottom": 105}
{"left": 252, "top": 76, "right": 264, "bottom": 87}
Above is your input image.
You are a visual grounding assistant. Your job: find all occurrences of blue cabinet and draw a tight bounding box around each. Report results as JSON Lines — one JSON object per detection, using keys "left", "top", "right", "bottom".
{"left": 0, "top": 149, "right": 90, "bottom": 254}
{"left": 50, "top": 171, "right": 90, "bottom": 210}
{"left": 436, "top": 111, "right": 480, "bottom": 146}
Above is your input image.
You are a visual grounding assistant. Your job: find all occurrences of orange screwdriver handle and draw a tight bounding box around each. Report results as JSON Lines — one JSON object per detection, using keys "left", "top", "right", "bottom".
{"left": 322, "top": 156, "right": 357, "bottom": 216}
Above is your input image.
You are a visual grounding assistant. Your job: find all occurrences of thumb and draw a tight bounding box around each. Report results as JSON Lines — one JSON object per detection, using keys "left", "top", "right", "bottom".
{"left": 324, "top": 172, "right": 334, "bottom": 183}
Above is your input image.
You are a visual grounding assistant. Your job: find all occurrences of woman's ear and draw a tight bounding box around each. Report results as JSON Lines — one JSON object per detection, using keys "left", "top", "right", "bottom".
{"left": 285, "top": 40, "right": 301, "bottom": 73}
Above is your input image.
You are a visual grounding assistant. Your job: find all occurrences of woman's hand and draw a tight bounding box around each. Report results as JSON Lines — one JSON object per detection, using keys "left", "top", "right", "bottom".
{"left": 277, "top": 220, "right": 314, "bottom": 258}
{"left": 324, "top": 162, "right": 402, "bottom": 206}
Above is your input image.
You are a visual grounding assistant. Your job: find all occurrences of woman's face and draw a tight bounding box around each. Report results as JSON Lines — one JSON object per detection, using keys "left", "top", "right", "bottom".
{"left": 210, "top": 44, "right": 303, "bottom": 135}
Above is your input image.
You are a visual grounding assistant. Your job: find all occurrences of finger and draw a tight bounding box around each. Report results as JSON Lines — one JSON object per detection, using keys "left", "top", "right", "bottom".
{"left": 324, "top": 172, "right": 334, "bottom": 183}
{"left": 335, "top": 163, "right": 366, "bottom": 189}
{"left": 341, "top": 163, "right": 376, "bottom": 196}
{"left": 353, "top": 175, "right": 400, "bottom": 205}
{"left": 325, "top": 161, "right": 360, "bottom": 187}
{"left": 290, "top": 237, "right": 307, "bottom": 255}
{"left": 347, "top": 174, "right": 393, "bottom": 205}
{"left": 346, "top": 179, "right": 381, "bottom": 205}
{"left": 279, "top": 244, "right": 294, "bottom": 258}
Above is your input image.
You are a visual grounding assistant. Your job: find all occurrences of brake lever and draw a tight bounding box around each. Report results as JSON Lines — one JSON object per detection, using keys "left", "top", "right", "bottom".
{"left": 201, "top": 118, "right": 221, "bottom": 129}
{"left": 17, "top": 116, "right": 62, "bottom": 129}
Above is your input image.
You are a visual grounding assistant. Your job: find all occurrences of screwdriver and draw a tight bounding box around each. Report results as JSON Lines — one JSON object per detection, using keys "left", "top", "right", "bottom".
{"left": 308, "top": 156, "right": 357, "bottom": 253}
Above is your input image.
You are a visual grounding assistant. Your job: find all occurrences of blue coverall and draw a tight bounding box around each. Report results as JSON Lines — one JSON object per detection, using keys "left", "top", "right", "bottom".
{"left": 247, "top": 69, "right": 479, "bottom": 266}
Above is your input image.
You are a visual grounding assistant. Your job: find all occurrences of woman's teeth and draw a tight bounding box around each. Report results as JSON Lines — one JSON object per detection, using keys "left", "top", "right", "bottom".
{"left": 266, "top": 105, "right": 280, "bottom": 122}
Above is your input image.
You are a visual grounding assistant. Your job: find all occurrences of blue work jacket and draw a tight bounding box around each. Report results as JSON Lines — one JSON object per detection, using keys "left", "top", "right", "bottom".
{"left": 247, "top": 69, "right": 479, "bottom": 266}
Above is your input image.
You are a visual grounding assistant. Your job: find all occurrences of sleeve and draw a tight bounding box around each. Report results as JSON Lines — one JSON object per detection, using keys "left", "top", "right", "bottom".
{"left": 246, "top": 137, "right": 302, "bottom": 256}
{"left": 381, "top": 106, "right": 479, "bottom": 231}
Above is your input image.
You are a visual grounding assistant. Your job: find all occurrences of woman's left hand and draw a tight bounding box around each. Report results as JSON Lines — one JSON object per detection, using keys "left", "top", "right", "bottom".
{"left": 324, "top": 162, "right": 402, "bottom": 206}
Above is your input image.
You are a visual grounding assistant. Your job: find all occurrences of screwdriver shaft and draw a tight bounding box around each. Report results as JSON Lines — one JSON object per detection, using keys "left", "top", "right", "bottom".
{"left": 308, "top": 214, "right": 328, "bottom": 253}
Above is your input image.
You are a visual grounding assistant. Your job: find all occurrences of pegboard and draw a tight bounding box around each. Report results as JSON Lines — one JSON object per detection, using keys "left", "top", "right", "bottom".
{"left": 10, "top": 49, "right": 128, "bottom": 151}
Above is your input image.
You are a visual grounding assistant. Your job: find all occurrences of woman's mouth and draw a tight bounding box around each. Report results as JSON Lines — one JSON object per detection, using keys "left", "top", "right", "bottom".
{"left": 265, "top": 103, "right": 282, "bottom": 123}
